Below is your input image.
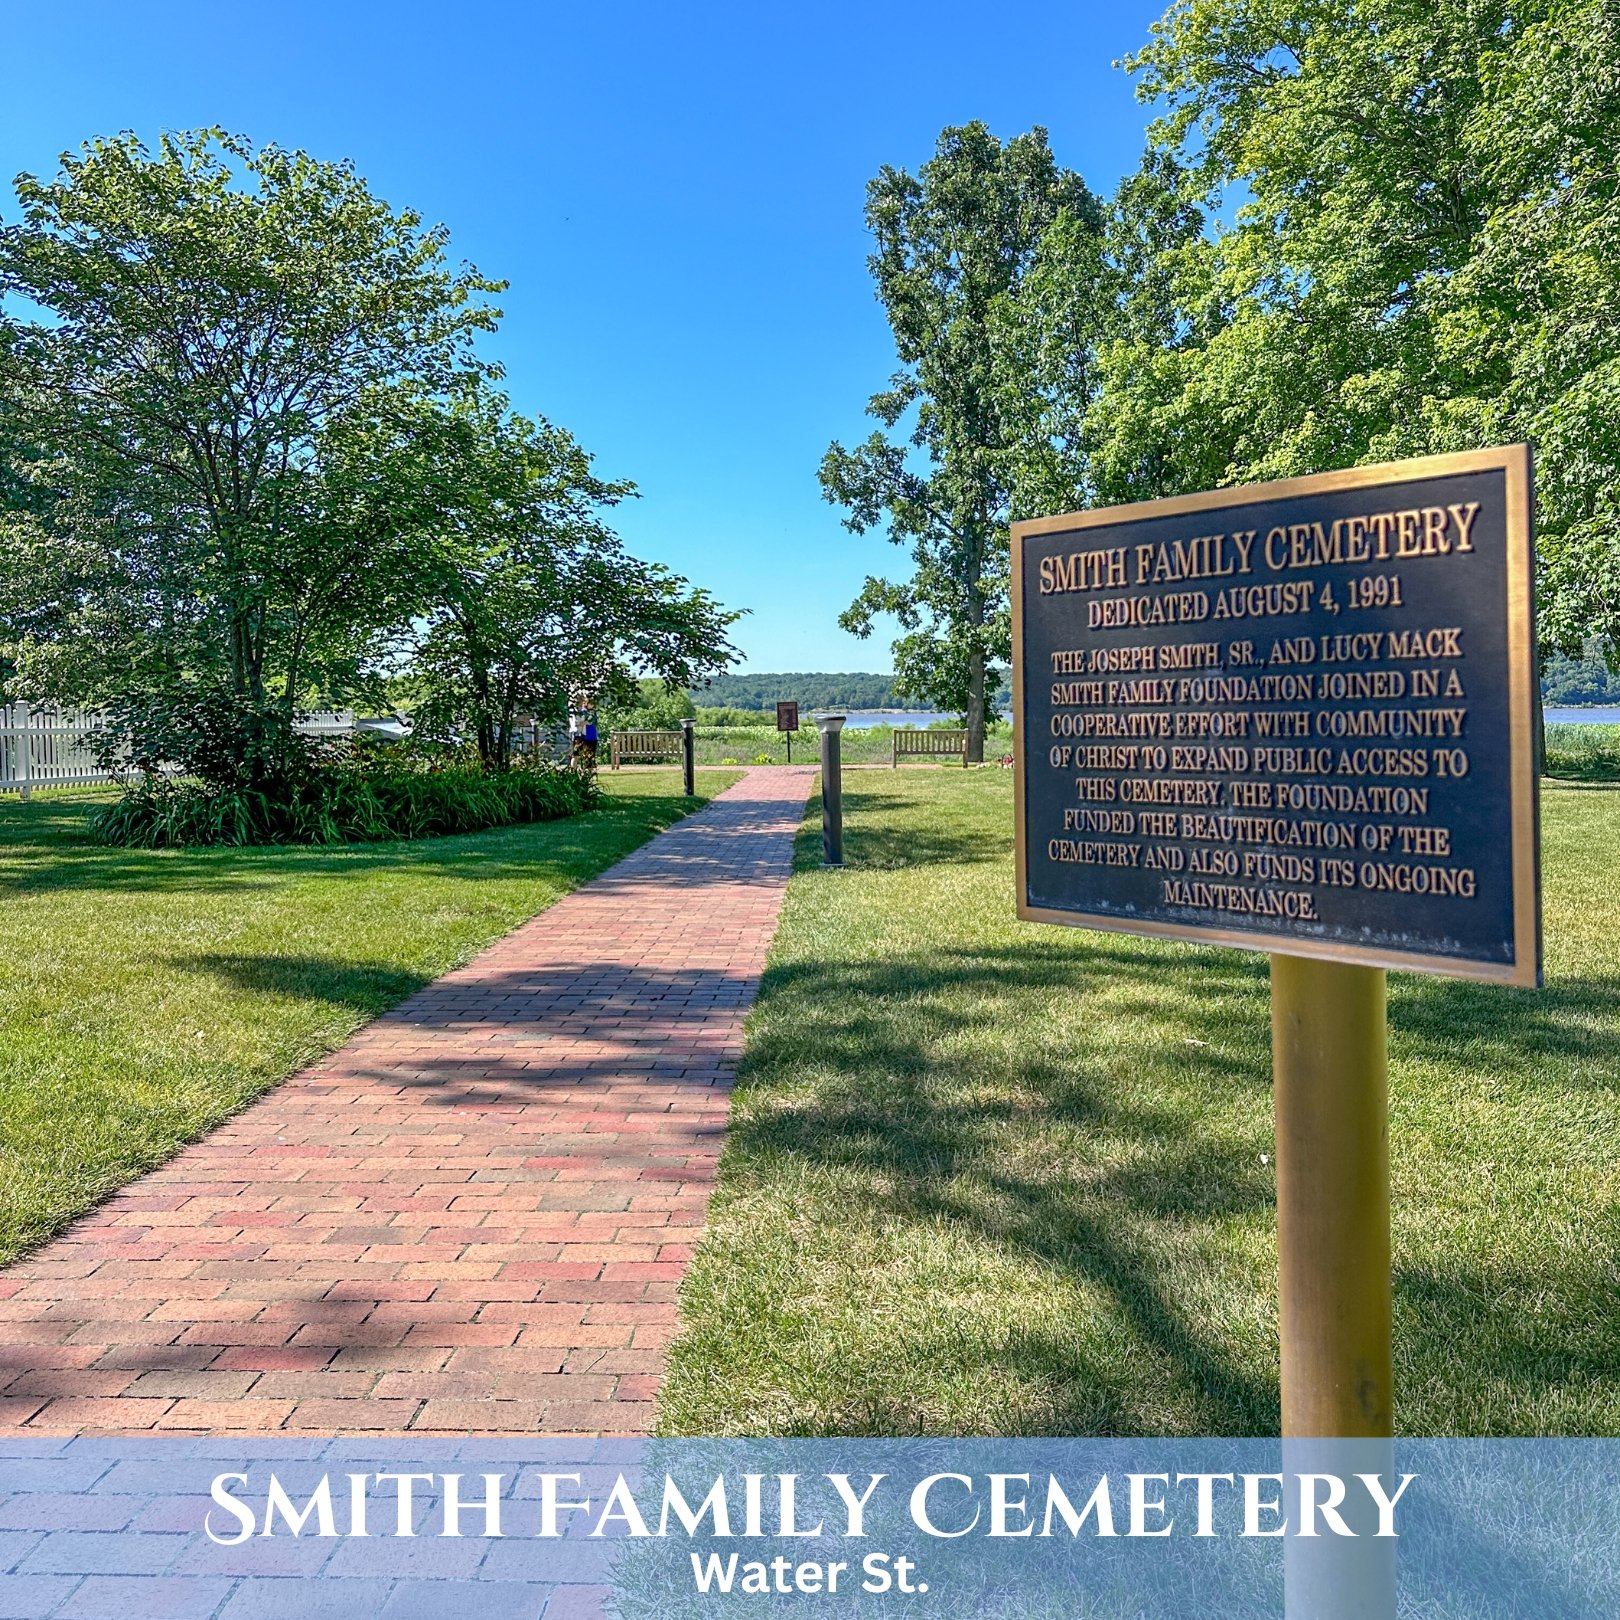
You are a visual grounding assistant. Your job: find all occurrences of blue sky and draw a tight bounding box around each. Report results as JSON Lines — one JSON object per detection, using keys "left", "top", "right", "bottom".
{"left": 0, "top": 0, "right": 1168, "bottom": 672}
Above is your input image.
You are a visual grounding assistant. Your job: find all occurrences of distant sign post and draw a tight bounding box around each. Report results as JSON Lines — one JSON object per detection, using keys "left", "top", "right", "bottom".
{"left": 777, "top": 700, "right": 800, "bottom": 763}
{"left": 1012, "top": 446, "right": 1538, "bottom": 1613}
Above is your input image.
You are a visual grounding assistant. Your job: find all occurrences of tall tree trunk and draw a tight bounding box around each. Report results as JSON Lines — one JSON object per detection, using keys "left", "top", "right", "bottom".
{"left": 228, "top": 605, "right": 256, "bottom": 782}
{"left": 964, "top": 556, "right": 987, "bottom": 764}
{"left": 493, "top": 674, "right": 522, "bottom": 772}
{"left": 230, "top": 609, "right": 251, "bottom": 699}
{"left": 463, "top": 621, "right": 497, "bottom": 769}
{"left": 965, "top": 644, "right": 986, "bottom": 763}
{"left": 283, "top": 618, "right": 307, "bottom": 727}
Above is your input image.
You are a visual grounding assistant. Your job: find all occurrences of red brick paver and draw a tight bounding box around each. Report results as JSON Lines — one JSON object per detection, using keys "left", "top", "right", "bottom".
{"left": 0, "top": 767, "right": 814, "bottom": 1435}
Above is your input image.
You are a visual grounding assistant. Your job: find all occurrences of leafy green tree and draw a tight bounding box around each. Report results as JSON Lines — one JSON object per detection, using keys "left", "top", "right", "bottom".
{"left": 384, "top": 394, "right": 739, "bottom": 768}
{"left": 1453, "top": 0, "right": 1620, "bottom": 655}
{"left": 602, "top": 679, "right": 698, "bottom": 733}
{"left": 0, "top": 130, "right": 500, "bottom": 785}
{"left": 820, "top": 123, "right": 1100, "bottom": 760}
{"left": 1089, "top": 0, "right": 1620, "bottom": 654}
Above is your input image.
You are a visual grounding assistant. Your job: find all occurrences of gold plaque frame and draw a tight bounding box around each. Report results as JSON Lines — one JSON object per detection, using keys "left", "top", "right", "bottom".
{"left": 1010, "top": 444, "right": 1541, "bottom": 986}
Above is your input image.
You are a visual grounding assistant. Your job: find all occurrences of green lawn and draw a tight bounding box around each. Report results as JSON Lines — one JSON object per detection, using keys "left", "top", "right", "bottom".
{"left": 659, "top": 770, "right": 1620, "bottom": 1437}
{"left": 0, "top": 771, "right": 738, "bottom": 1265}
{"left": 680, "top": 720, "right": 1014, "bottom": 767}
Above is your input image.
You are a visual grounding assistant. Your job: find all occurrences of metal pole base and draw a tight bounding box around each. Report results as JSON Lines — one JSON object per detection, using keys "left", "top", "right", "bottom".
{"left": 1272, "top": 954, "right": 1395, "bottom": 1620}
{"left": 813, "top": 712, "right": 846, "bottom": 866}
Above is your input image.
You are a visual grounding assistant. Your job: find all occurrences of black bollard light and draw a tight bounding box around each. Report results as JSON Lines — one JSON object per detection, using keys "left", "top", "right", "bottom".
{"left": 681, "top": 717, "right": 696, "bottom": 798}
{"left": 812, "top": 710, "right": 846, "bottom": 867}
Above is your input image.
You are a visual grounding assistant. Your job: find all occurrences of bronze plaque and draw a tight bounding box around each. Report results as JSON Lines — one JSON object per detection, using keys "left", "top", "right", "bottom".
{"left": 776, "top": 701, "right": 799, "bottom": 733}
{"left": 1011, "top": 446, "right": 1540, "bottom": 984}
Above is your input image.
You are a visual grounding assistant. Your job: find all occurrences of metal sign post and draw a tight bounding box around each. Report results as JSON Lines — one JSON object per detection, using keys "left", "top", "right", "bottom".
{"left": 777, "top": 700, "right": 800, "bottom": 764}
{"left": 681, "top": 718, "right": 696, "bottom": 798}
{"left": 1273, "top": 955, "right": 1392, "bottom": 1439}
{"left": 1274, "top": 955, "right": 1396, "bottom": 1620}
{"left": 1010, "top": 446, "right": 1540, "bottom": 1620}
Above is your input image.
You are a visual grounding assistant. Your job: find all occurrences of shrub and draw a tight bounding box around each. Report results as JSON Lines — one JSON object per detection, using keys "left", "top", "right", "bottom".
{"left": 600, "top": 680, "right": 697, "bottom": 734}
{"left": 92, "top": 755, "right": 599, "bottom": 848}
{"left": 95, "top": 686, "right": 320, "bottom": 795}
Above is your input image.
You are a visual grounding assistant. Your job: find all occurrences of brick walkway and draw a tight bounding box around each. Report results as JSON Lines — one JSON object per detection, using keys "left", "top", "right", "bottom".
{"left": 0, "top": 767, "right": 814, "bottom": 1436}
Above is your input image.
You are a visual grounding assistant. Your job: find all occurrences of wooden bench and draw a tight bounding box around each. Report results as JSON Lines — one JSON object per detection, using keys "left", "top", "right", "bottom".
{"left": 610, "top": 729, "right": 684, "bottom": 769}
{"left": 891, "top": 727, "right": 969, "bottom": 767}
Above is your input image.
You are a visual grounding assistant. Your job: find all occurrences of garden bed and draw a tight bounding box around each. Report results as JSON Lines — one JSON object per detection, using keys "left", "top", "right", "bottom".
{"left": 93, "top": 757, "right": 597, "bottom": 847}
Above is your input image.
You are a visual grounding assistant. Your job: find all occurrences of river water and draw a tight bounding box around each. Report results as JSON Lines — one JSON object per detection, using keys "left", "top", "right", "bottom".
{"left": 842, "top": 710, "right": 1010, "bottom": 730}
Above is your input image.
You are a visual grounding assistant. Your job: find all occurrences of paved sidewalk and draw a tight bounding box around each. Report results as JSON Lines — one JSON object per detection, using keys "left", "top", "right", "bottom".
{"left": 0, "top": 767, "right": 815, "bottom": 1436}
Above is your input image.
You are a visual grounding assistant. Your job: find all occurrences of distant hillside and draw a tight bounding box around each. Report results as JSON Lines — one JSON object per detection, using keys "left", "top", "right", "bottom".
{"left": 690, "top": 671, "right": 1010, "bottom": 711}
{"left": 690, "top": 673, "right": 903, "bottom": 710}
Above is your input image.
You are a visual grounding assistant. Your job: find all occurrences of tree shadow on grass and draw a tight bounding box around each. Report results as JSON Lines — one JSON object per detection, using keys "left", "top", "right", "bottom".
{"left": 1395, "top": 1254, "right": 1620, "bottom": 1409}
{"left": 662, "top": 938, "right": 1273, "bottom": 1433}
{"left": 694, "top": 932, "right": 1620, "bottom": 1436}
{"left": 841, "top": 808, "right": 1007, "bottom": 871}
{"left": 1388, "top": 971, "right": 1620, "bottom": 1083}
{"left": 175, "top": 953, "right": 435, "bottom": 1014}
{"left": 796, "top": 784, "right": 1013, "bottom": 871}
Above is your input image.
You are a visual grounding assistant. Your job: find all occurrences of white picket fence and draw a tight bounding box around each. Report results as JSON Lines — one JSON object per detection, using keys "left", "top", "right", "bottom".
{"left": 0, "top": 705, "right": 112, "bottom": 799}
{"left": 0, "top": 706, "right": 380, "bottom": 798}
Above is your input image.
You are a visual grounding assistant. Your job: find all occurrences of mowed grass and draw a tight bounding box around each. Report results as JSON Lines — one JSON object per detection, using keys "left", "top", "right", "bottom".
{"left": 659, "top": 771, "right": 1620, "bottom": 1437}
{"left": 691, "top": 720, "right": 1014, "bottom": 767}
{"left": 0, "top": 771, "right": 739, "bottom": 1265}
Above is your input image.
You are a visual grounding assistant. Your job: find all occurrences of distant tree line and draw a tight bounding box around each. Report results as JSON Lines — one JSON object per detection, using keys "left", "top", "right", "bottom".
{"left": 673, "top": 673, "right": 1004, "bottom": 719}
{"left": 687, "top": 672, "right": 910, "bottom": 711}
{"left": 824, "top": 0, "right": 1620, "bottom": 759}
{"left": 684, "top": 671, "right": 1010, "bottom": 712}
